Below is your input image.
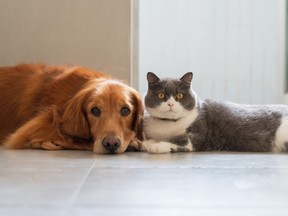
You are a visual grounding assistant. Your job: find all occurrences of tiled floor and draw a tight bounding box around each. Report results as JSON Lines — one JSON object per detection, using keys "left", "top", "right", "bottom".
{"left": 0, "top": 147, "right": 287, "bottom": 216}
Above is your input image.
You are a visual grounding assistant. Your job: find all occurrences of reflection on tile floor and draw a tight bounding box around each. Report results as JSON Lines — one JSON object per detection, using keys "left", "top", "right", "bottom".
{"left": 0, "top": 148, "right": 287, "bottom": 216}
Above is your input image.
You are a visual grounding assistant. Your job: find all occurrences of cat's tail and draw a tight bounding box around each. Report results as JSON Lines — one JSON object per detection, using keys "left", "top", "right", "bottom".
{"left": 274, "top": 117, "right": 288, "bottom": 152}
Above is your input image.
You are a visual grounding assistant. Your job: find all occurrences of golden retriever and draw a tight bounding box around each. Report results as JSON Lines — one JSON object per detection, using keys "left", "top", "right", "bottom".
{"left": 0, "top": 64, "right": 143, "bottom": 153}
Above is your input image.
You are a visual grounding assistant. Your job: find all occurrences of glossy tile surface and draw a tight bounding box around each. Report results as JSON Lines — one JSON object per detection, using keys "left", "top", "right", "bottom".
{"left": 0, "top": 147, "right": 287, "bottom": 216}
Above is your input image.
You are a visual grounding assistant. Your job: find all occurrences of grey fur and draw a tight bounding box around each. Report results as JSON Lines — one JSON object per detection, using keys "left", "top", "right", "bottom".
{"left": 168, "top": 135, "right": 189, "bottom": 146}
{"left": 144, "top": 72, "right": 288, "bottom": 152}
{"left": 171, "top": 147, "right": 191, "bottom": 153}
{"left": 190, "top": 99, "right": 286, "bottom": 152}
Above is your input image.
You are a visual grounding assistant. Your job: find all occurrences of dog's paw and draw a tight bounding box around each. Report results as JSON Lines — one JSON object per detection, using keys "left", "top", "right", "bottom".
{"left": 146, "top": 141, "right": 172, "bottom": 154}
{"left": 41, "top": 141, "right": 63, "bottom": 150}
{"left": 127, "top": 138, "right": 142, "bottom": 151}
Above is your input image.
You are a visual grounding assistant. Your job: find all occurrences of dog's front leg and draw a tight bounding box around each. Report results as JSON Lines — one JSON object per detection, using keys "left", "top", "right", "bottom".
{"left": 5, "top": 113, "right": 56, "bottom": 149}
{"left": 126, "top": 138, "right": 142, "bottom": 152}
{"left": 5, "top": 112, "right": 93, "bottom": 151}
{"left": 44, "top": 139, "right": 93, "bottom": 151}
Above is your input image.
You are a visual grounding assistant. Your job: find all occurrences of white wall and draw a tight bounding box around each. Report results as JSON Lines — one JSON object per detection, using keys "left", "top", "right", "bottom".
{"left": 0, "top": 0, "right": 134, "bottom": 83}
{"left": 139, "top": 0, "right": 286, "bottom": 104}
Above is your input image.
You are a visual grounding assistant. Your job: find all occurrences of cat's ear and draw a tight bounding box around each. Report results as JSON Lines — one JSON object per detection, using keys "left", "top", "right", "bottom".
{"left": 147, "top": 72, "right": 160, "bottom": 84}
{"left": 180, "top": 72, "right": 193, "bottom": 84}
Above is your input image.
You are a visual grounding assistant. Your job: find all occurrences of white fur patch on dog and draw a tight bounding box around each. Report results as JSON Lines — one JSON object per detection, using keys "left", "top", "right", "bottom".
{"left": 274, "top": 116, "right": 288, "bottom": 152}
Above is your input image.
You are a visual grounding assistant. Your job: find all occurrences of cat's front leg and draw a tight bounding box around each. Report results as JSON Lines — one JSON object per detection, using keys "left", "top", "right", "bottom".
{"left": 146, "top": 135, "right": 194, "bottom": 154}
{"left": 146, "top": 141, "right": 175, "bottom": 153}
{"left": 141, "top": 139, "right": 172, "bottom": 153}
{"left": 141, "top": 139, "right": 156, "bottom": 151}
{"left": 169, "top": 135, "right": 194, "bottom": 152}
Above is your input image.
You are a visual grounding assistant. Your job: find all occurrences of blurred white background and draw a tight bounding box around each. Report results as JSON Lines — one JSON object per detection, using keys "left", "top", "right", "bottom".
{"left": 138, "top": 0, "right": 286, "bottom": 104}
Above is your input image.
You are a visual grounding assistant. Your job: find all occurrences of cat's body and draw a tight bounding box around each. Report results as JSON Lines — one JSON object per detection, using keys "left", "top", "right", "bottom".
{"left": 142, "top": 72, "right": 288, "bottom": 153}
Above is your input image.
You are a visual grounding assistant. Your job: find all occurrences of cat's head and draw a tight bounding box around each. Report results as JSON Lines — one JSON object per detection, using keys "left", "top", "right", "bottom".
{"left": 144, "top": 72, "right": 197, "bottom": 120}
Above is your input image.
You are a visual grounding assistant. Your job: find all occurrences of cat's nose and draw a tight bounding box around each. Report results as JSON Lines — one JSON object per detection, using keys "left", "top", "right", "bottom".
{"left": 168, "top": 103, "right": 174, "bottom": 107}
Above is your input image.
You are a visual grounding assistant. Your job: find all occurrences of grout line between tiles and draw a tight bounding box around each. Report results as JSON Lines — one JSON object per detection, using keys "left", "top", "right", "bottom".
{"left": 57, "top": 159, "right": 97, "bottom": 216}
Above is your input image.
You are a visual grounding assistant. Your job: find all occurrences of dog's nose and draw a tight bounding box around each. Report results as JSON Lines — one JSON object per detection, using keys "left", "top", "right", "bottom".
{"left": 102, "top": 135, "right": 121, "bottom": 153}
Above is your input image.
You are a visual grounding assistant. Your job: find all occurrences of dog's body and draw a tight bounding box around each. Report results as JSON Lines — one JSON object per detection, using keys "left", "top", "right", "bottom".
{"left": 0, "top": 64, "right": 143, "bottom": 153}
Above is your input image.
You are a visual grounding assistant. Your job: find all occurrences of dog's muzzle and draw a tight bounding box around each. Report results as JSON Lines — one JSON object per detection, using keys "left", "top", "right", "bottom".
{"left": 102, "top": 134, "right": 121, "bottom": 153}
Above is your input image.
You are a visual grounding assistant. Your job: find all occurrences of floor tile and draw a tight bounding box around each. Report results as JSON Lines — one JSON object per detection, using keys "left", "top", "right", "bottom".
{"left": 0, "top": 206, "right": 62, "bottom": 216}
{"left": 66, "top": 206, "right": 288, "bottom": 216}
{"left": 0, "top": 148, "right": 287, "bottom": 216}
{"left": 74, "top": 168, "right": 288, "bottom": 208}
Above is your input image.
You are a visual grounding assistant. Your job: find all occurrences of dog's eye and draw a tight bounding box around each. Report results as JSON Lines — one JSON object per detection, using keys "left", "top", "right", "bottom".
{"left": 120, "top": 107, "right": 131, "bottom": 116}
{"left": 91, "top": 107, "right": 101, "bottom": 117}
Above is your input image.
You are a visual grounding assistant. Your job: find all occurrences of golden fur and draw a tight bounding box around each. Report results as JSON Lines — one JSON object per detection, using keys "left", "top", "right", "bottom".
{"left": 0, "top": 64, "right": 143, "bottom": 153}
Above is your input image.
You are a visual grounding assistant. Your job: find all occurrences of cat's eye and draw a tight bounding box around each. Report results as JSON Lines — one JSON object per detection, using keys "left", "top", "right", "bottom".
{"left": 158, "top": 93, "right": 165, "bottom": 99}
{"left": 176, "top": 93, "right": 184, "bottom": 99}
{"left": 120, "top": 107, "right": 131, "bottom": 116}
{"left": 91, "top": 107, "right": 101, "bottom": 117}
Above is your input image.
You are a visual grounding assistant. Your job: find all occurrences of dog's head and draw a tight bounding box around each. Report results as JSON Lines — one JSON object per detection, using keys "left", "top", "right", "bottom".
{"left": 61, "top": 79, "right": 144, "bottom": 154}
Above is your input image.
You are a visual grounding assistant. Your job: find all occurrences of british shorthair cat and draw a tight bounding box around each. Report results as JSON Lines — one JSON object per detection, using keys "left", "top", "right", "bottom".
{"left": 142, "top": 72, "right": 288, "bottom": 153}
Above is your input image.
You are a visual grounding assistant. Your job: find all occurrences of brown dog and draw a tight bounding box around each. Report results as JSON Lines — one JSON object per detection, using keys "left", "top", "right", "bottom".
{"left": 0, "top": 64, "right": 143, "bottom": 153}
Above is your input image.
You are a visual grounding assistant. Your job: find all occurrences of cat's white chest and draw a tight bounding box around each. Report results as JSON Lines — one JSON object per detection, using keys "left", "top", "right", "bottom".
{"left": 143, "top": 109, "right": 199, "bottom": 141}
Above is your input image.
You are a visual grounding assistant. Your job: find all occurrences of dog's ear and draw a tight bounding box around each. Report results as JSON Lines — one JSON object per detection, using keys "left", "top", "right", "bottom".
{"left": 61, "top": 89, "right": 91, "bottom": 139}
{"left": 130, "top": 90, "right": 144, "bottom": 141}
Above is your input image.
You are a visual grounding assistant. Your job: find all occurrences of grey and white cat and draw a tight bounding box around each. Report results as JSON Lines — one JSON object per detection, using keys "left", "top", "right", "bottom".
{"left": 142, "top": 72, "right": 288, "bottom": 153}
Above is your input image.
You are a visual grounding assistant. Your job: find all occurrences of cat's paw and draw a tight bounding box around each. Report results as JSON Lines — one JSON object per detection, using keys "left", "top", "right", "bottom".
{"left": 141, "top": 139, "right": 156, "bottom": 151}
{"left": 146, "top": 141, "right": 172, "bottom": 154}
